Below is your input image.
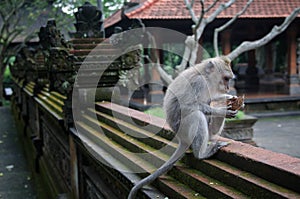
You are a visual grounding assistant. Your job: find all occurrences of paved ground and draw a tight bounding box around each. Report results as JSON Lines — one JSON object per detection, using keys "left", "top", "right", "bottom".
{"left": 0, "top": 107, "right": 36, "bottom": 199}
{"left": 253, "top": 115, "right": 300, "bottom": 158}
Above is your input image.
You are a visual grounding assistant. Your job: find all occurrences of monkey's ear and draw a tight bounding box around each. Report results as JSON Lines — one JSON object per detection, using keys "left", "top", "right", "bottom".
{"left": 221, "top": 56, "right": 231, "bottom": 66}
{"left": 205, "top": 61, "right": 215, "bottom": 74}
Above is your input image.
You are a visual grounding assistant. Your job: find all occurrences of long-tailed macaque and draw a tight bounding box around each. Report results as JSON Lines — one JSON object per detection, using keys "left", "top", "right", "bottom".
{"left": 128, "top": 56, "right": 239, "bottom": 199}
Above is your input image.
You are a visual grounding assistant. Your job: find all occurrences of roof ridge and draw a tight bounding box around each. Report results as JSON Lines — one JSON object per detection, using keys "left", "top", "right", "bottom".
{"left": 126, "top": 0, "right": 159, "bottom": 17}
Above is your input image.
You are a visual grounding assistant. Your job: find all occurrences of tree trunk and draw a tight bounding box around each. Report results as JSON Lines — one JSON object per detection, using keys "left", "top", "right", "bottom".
{"left": 0, "top": 75, "right": 4, "bottom": 106}
{"left": 0, "top": 61, "right": 5, "bottom": 106}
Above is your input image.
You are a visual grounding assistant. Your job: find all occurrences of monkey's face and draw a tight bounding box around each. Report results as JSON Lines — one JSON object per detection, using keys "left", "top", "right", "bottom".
{"left": 199, "top": 56, "right": 233, "bottom": 94}
{"left": 222, "top": 72, "right": 233, "bottom": 93}
{"left": 214, "top": 62, "right": 233, "bottom": 94}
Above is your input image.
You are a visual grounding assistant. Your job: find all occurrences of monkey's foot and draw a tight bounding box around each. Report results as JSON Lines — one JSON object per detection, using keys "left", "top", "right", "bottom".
{"left": 200, "top": 141, "right": 230, "bottom": 160}
{"left": 216, "top": 141, "right": 230, "bottom": 149}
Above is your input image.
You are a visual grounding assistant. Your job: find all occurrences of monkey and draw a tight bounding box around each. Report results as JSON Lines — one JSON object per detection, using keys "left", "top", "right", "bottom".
{"left": 128, "top": 56, "right": 239, "bottom": 199}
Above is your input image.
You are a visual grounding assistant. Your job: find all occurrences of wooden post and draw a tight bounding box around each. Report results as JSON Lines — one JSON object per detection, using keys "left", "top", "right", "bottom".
{"left": 69, "top": 134, "right": 79, "bottom": 198}
{"left": 287, "top": 28, "right": 297, "bottom": 75}
{"left": 286, "top": 25, "right": 300, "bottom": 95}
{"left": 244, "top": 26, "right": 259, "bottom": 93}
{"left": 222, "top": 29, "right": 231, "bottom": 55}
{"left": 265, "top": 43, "right": 273, "bottom": 73}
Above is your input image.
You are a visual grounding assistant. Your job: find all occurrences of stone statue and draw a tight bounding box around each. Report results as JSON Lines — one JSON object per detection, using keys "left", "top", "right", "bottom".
{"left": 74, "top": 2, "right": 104, "bottom": 38}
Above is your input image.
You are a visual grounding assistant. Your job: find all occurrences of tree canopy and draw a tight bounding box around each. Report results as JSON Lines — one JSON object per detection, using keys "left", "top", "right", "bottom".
{"left": 0, "top": 0, "right": 125, "bottom": 102}
{"left": 55, "top": 0, "right": 125, "bottom": 18}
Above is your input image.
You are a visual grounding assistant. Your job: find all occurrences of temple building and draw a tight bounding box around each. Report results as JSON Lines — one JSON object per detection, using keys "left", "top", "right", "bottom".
{"left": 104, "top": 0, "right": 300, "bottom": 96}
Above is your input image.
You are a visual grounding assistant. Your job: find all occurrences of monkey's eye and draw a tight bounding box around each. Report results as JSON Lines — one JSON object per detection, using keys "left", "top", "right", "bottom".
{"left": 224, "top": 76, "right": 230, "bottom": 82}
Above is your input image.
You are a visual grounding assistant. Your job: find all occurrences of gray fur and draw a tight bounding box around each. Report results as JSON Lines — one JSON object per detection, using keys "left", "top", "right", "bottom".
{"left": 128, "top": 57, "right": 237, "bottom": 199}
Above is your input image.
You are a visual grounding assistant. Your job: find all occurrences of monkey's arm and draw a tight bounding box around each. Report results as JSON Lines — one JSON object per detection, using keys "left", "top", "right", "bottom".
{"left": 198, "top": 103, "right": 237, "bottom": 118}
{"left": 211, "top": 94, "right": 237, "bottom": 102}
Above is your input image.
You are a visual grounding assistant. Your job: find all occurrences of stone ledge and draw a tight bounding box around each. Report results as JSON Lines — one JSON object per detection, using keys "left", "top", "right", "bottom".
{"left": 217, "top": 137, "right": 300, "bottom": 193}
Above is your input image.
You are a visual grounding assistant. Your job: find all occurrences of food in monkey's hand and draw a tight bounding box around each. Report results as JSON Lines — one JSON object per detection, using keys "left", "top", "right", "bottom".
{"left": 227, "top": 95, "right": 245, "bottom": 111}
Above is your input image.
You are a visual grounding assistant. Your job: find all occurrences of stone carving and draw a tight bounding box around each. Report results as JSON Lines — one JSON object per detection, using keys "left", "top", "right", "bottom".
{"left": 110, "top": 19, "right": 145, "bottom": 48}
{"left": 74, "top": 2, "right": 104, "bottom": 38}
{"left": 42, "top": 120, "right": 71, "bottom": 189}
{"left": 38, "top": 19, "right": 70, "bottom": 50}
{"left": 109, "top": 21, "right": 145, "bottom": 91}
{"left": 11, "top": 46, "right": 36, "bottom": 82}
{"left": 46, "top": 47, "right": 77, "bottom": 95}
{"left": 48, "top": 48, "right": 75, "bottom": 71}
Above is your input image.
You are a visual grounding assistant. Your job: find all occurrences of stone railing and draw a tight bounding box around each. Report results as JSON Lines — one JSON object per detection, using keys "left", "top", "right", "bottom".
{"left": 9, "top": 2, "right": 300, "bottom": 199}
{"left": 11, "top": 93, "right": 300, "bottom": 198}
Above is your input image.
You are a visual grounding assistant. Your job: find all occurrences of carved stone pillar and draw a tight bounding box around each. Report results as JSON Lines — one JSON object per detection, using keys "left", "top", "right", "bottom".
{"left": 285, "top": 26, "right": 300, "bottom": 95}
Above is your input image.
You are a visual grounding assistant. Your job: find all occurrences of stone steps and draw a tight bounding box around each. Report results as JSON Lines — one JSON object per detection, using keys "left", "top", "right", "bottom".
{"left": 70, "top": 38, "right": 105, "bottom": 44}
{"left": 186, "top": 157, "right": 300, "bottom": 198}
{"left": 77, "top": 113, "right": 217, "bottom": 198}
{"left": 71, "top": 102, "right": 300, "bottom": 198}
{"left": 70, "top": 49, "right": 123, "bottom": 56}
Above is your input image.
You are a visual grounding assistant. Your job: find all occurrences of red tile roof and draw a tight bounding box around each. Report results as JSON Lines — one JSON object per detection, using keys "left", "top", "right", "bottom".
{"left": 126, "top": 0, "right": 300, "bottom": 19}
{"left": 104, "top": 9, "right": 123, "bottom": 28}
{"left": 105, "top": 0, "right": 300, "bottom": 27}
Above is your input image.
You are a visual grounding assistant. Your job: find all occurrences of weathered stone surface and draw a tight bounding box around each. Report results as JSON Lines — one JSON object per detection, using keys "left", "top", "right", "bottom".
{"left": 0, "top": 107, "right": 36, "bottom": 199}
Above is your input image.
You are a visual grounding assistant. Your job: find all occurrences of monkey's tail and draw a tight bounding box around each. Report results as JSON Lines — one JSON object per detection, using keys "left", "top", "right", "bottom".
{"left": 127, "top": 141, "right": 189, "bottom": 199}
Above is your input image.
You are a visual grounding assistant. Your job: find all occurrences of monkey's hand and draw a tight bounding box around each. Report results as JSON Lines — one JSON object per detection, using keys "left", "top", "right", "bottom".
{"left": 227, "top": 95, "right": 245, "bottom": 111}
{"left": 225, "top": 108, "right": 238, "bottom": 118}
{"left": 224, "top": 94, "right": 237, "bottom": 100}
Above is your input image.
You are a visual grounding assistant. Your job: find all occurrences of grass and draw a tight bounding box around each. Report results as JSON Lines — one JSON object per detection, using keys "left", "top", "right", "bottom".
{"left": 144, "top": 107, "right": 166, "bottom": 119}
{"left": 144, "top": 108, "right": 246, "bottom": 120}
{"left": 0, "top": 100, "right": 11, "bottom": 107}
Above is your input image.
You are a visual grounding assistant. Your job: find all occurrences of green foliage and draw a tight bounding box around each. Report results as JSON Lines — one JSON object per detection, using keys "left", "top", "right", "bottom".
{"left": 145, "top": 107, "right": 246, "bottom": 121}
{"left": 103, "top": 0, "right": 125, "bottom": 18}
{"left": 202, "top": 42, "right": 215, "bottom": 58}
{"left": 162, "top": 43, "right": 186, "bottom": 76}
{"left": 235, "top": 110, "right": 245, "bottom": 119}
{"left": 226, "top": 110, "right": 245, "bottom": 121}
{"left": 163, "top": 51, "right": 182, "bottom": 75}
{"left": 144, "top": 107, "right": 166, "bottom": 119}
{"left": 55, "top": 0, "right": 125, "bottom": 18}
{"left": 4, "top": 67, "right": 12, "bottom": 83}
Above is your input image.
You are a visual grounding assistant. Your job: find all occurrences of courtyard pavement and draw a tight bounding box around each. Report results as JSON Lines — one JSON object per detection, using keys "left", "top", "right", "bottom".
{"left": 0, "top": 107, "right": 36, "bottom": 199}
{"left": 253, "top": 115, "right": 300, "bottom": 158}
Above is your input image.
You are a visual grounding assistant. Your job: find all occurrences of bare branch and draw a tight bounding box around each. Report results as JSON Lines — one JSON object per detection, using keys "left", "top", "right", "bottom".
{"left": 0, "top": 0, "right": 24, "bottom": 40}
{"left": 184, "top": 0, "right": 198, "bottom": 23}
{"left": 3, "top": 0, "right": 24, "bottom": 25}
{"left": 214, "top": 0, "right": 253, "bottom": 56}
{"left": 146, "top": 31, "right": 174, "bottom": 85}
{"left": 190, "top": 0, "right": 195, "bottom": 8}
{"left": 205, "top": 0, "right": 220, "bottom": 13}
{"left": 193, "top": 0, "right": 205, "bottom": 39}
{"left": 175, "top": 35, "right": 197, "bottom": 73}
{"left": 206, "top": 0, "right": 236, "bottom": 24}
{"left": 227, "top": 7, "right": 300, "bottom": 61}
{"left": 195, "top": 0, "right": 236, "bottom": 41}
{"left": 156, "top": 64, "right": 173, "bottom": 85}
{"left": 7, "top": 28, "right": 23, "bottom": 44}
